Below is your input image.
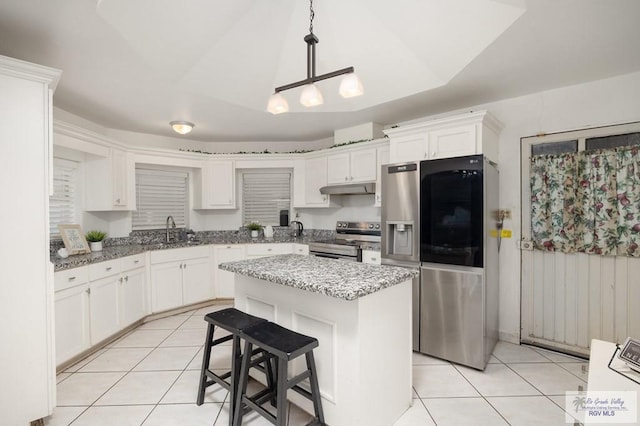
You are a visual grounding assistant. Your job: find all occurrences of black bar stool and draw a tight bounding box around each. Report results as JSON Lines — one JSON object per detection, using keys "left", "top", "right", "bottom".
{"left": 233, "top": 321, "right": 325, "bottom": 426}
{"left": 196, "top": 308, "right": 272, "bottom": 425}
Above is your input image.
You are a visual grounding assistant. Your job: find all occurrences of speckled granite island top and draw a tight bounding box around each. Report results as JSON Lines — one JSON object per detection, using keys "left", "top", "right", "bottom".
{"left": 219, "top": 254, "right": 417, "bottom": 301}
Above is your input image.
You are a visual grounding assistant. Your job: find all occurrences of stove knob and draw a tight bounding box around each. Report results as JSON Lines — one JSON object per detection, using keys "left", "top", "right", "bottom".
{"left": 374, "top": 224, "right": 380, "bottom": 229}
{"left": 368, "top": 224, "right": 374, "bottom": 229}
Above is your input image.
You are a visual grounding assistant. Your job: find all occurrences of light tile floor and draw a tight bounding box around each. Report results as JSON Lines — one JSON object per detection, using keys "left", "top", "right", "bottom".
{"left": 47, "top": 303, "right": 589, "bottom": 425}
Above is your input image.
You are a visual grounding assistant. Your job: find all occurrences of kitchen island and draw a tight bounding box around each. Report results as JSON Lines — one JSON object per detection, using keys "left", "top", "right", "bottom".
{"left": 219, "top": 254, "right": 417, "bottom": 426}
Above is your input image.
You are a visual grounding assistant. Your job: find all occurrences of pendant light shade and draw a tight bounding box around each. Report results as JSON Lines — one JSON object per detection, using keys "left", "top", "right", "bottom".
{"left": 170, "top": 121, "right": 194, "bottom": 135}
{"left": 339, "top": 73, "right": 364, "bottom": 98}
{"left": 300, "top": 84, "right": 323, "bottom": 107}
{"left": 267, "top": 93, "right": 289, "bottom": 114}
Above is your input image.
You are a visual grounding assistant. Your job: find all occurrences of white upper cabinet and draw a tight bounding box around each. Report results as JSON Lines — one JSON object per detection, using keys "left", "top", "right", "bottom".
{"left": 293, "top": 155, "right": 338, "bottom": 208}
{"left": 305, "top": 155, "right": 330, "bottom": 206}
{"left": 85, "top": 147, "right": 136, "bottom": 211}
{"left": 327, "top": 147, "right": 377, "bottom": 184}
{"left": 194, "top": 160, "right": 236, "bottom": 209}
{"left": 385, "top": 111, "right": 501, "bottom": 164}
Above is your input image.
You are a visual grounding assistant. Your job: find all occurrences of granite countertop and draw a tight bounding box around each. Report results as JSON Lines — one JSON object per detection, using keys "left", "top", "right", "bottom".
{"left": 51, "top": 235, "right": 319, "bottom": 272}
{"left": 219, "top": 254, "right": 417, "bottom": 301}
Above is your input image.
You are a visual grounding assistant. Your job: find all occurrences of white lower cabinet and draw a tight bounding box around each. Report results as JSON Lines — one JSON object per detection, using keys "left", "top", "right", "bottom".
{"left": 150, "top": 246, "right": 213, "bottom": 312}
{"left": 119, "top": 262, "right": 148, "bottom": 328}
{"left": 213, "top": 245, "right": 245, "bottom": 298}
{"left": 151, "top": 261, "right": 184, "bottom": 312}
{"left": 54, "top": 283, "right": 90, "bottom": 365}
{"left": 54, "top": 254, "right": 149, "bottom": 366}
{"left": 88, "top": 274, "right": 120, "bottom": 345}
{"left": 182, "top": 256, "right": 213, "bottom": 305}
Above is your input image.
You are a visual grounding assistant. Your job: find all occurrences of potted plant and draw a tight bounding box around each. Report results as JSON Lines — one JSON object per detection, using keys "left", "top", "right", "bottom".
{"left": 246, "top": 222, "right": 262, "bottom": 238}
{"left": 85, "top": 230, "right": 107, "bottom": 252}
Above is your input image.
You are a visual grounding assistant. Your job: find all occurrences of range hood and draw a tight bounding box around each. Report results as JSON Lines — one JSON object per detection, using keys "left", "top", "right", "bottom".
{"left": 319, "top": 182, "right": 376, "bottom": 195}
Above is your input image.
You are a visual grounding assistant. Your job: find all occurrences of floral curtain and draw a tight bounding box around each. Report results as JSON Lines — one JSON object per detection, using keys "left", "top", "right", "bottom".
{"left": 530, "top": 145, "right": 640, "bottom": 257}
{"left": 530, "top": 153, "right": 578, "bottom": 252}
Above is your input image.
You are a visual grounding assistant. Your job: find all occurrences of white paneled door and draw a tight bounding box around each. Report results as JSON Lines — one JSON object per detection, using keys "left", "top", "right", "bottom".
{"left": 520, "top": 123, "right": 640, "bottom": 356}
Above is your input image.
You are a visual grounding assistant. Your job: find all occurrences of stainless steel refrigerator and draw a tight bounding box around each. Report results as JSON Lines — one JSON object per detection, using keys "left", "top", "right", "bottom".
{"left": 380, "top": 162, "right": 421, "bottom": 350}
{"left": 381, "top": 155, "right": 499, "bottom": 370}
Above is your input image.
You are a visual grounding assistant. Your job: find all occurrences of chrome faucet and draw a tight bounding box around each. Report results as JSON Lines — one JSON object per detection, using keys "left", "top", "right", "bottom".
{"left": 166, "top": 215, "right": 176, "bottom": 242}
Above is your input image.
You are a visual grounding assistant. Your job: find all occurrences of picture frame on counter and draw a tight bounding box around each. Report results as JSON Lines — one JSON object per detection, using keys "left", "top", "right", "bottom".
{"left": 58, "top": 224, "right": 91, "bottom": 255}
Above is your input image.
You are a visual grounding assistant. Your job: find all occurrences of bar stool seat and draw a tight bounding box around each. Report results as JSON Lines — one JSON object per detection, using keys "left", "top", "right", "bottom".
{"left": 233, "top": 321, "right": 326, "bottom": 426}
{"left": 196, "top": 308, "right": 271, "bottom": 425}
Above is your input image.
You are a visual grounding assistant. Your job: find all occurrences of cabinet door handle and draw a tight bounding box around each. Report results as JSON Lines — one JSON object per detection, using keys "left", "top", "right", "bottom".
{"left": 134, "top": 260, "right": 139, "bottom": 264}
{"left": 119, "top": 277, "right": 123, "bottom": 283}
{"left": 86, "top": 288, "right": 91, "bottom": 295}
{"left": 344, "top": 176, "right": 348, "bottom": 181}
{"left": 115, "top": 198, "right": 121, "bottom": 204}
{"left": 267, "top": 248, "right": 272, "bottom": 251}
{"left": 68, "top": 276, "right": 76, "bottom": 281}
{"left": 106, "top": 267, "right": 112, "bottom": 271}
{"left": 125, "top": 276, "right": 129, "bottom": 282}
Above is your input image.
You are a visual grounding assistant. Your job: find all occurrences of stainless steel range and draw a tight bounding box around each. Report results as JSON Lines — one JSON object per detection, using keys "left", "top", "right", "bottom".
{"left": 308, "top": 221, "right": 381, "bottom": 262}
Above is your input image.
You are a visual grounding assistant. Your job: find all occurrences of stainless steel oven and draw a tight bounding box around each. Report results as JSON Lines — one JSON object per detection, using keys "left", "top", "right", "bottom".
{"left": 308, "top": 221, "right": 381, "bottom": 262}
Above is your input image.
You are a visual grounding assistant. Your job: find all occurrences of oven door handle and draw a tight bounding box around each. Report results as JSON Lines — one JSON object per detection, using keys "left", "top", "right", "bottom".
{"left": 310, "top": 252, "right": 358, "bottom": 261}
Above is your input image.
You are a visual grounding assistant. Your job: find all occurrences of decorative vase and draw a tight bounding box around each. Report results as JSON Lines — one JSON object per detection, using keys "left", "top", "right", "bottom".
{"left": 90, "top": 241, "right": 103, "bottom": 252}
{"left": 251, "top": 230, "right": 259, "bottom": 238}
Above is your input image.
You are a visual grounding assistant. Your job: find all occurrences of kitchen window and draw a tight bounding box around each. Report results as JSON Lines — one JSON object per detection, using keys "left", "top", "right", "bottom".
{"left": 242, "top": 171, "right": 291, "bottom": 226}
{"left": 132, "top": 168, "right": 188, "bottom": 230}
{"left": 49, "top": 158, "right": 80, "bottom": 238}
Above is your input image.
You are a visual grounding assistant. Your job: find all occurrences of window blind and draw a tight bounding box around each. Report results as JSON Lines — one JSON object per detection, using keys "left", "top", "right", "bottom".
{"left": 132, "top": 168, "right": 188, "bottom": 230}
{"left": 242, "top": 172, "right": 291, "bottom": 225}
{"left": 50, "top": 158, "right": 79, "bottom": 237}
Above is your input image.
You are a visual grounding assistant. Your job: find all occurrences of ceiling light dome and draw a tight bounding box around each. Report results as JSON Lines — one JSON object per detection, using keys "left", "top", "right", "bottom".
{"left": 170, "top": 121, "right": 194, "bottom": 135}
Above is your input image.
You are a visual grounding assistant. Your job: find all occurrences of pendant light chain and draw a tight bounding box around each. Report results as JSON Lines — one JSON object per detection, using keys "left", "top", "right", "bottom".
{"left": 309, "top": 0, "right": 315, "bottom": 35}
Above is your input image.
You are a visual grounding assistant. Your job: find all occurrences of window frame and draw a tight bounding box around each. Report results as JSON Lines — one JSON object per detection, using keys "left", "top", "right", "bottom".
{"left": 132, "top": 166, "right": 190, "bottom": 230}
{"left": 240, "top": 169, "right": 292, "bottom": 226}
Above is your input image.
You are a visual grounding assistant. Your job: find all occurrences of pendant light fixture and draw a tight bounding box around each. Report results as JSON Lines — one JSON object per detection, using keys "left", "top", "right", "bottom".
{"left": 267, "top": 0, "right": 363, "bottom": 114}
{"left": 170, "top": 121, "right": 194, "bottom": 135}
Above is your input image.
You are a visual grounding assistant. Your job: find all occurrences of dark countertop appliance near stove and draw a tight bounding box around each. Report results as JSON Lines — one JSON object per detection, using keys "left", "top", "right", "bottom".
{"left": 308, "top": 221, "right": 381, "bottom": 262}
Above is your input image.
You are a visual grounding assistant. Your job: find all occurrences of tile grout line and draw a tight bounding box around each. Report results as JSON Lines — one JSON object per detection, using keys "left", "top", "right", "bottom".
{"left": 450, "top": 361, "right": 512, "bottom": 426}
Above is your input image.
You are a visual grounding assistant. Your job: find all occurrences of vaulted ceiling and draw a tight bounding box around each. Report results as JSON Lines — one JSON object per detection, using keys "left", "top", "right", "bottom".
{"left": 1, "top": 0, "right": 639, "bottom": 142}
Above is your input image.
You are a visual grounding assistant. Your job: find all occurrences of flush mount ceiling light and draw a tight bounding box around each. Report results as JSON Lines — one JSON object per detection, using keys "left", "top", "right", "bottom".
{"left": 170, "top": 121, "right": 194, "bottom": 135}
{"left": 267, "top": 0, "right": 363, "bottom": 114}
